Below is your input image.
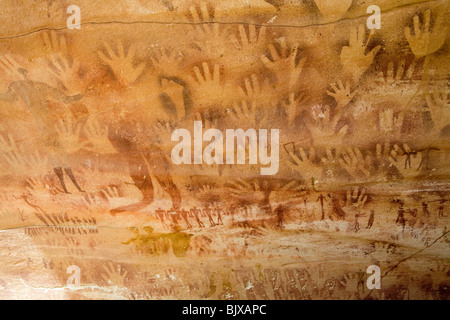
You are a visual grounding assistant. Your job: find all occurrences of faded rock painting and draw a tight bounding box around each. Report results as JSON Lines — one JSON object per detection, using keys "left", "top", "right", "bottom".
{"left": 0, "top": 0, "right": 449, "bottom": 300}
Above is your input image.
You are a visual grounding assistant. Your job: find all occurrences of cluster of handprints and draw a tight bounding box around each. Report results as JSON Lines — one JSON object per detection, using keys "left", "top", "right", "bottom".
{"left": 96, "top": 258, "right": 450, "bottom": 300}
{"left": 0, "top": 2, "right": 448, "bottom": 218}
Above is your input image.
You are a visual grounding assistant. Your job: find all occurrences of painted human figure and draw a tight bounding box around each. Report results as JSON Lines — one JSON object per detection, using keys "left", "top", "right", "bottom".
{"left": 275, "top": 204, "right": 284, "bottom": 228}
{"left": 190, "top": 206, "right": 205, "bottom": 227}
{"left": 203, "top": 206, "right": 216, "bottom": 227}
{"left": 214, "top": 206, "right": 223, "bottom": 225}
{"left": 366, "top": 210, "right": 375, "bottom": 229}
{"left": 180, "top": 208, "right": 192, "bottom": 228}
{"left": 422, "top": 202, "right": 430, "bottom": 217}
{"left": 396, "top": 202, "right": 406, "bottom": 227}
{"left": 317, "top": 194, "right": 327, "bottom": 220}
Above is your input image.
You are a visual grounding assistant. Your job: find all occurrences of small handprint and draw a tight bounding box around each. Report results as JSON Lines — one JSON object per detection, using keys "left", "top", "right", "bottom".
{"left": 155, "top": 120, "right": 176, "bottom": 148}
{"left": 237, "top": 74, "right": 276, "bottom": 109}
{"left": 54, "top": 117, "right": 89, "bottom": 154}
{"left": 344, "top": 187, "right": 368, "bottom": 210}
{"left": 405, "top": 9, "right": 447, "bottom": 58}
{"left": 225, "top": 178, "right": 269, "bottom": 205}
{"left": 101, "top": 262, "right": 128, "bottom": 287}
{"left": 25, "top": 151, "right": 50, "bottom": 176}
{"left": 286, "top": 146, "right": 323, "bottom": 183}
{"left": 230, "top": 23, "right": 266, "bottom": 53}
{"left": 83, "top": 117, "right": 117, "bottom": 154}
{"left": 189, "top": 62, "right": 232, "bottom": 110}
{"left": 0, "top": 134, "right": 47, "bottom": 177}
{"left": 425, "top": 87, "right": 450, "bottom": 135}
{"left": 339, "top": 147, "right": 372, "bottom": 181}
{"left": 0, "top": 55, "right": 26, "bottom": 81}
{"left": 429, "top": 259, "right": 450, "bottom": 274}
{"left": 326, "top": 80, "right": 357, "bottom": 111}
{"left": 227, "top": 100, "right": 259, "bottom": 128}
{"left": 0, "top": 134, "right": 27, "bottom": 174}
{"left": 26, "top": 176, "right": 49, "bottom": 195}
{"left": 320, "top": 147, "right": 342, "bottom": 166}
{"left": 64, "top": 236, "right": 80, "bottom": 248}
{"left": 150, "top": 49, "right": 183, "bottom": 78}
{"left": 100, "top": 186, "right": 121, "bottom": 207}
{"left": 388, "top": 144, "right": 422, "bottom": 179}
{"left": 43, "top": 31, "right": 83, "bottom": 94}
{"left": 98, "top": 41, "right": 146, "bottom": 85}
{"left": 261, "top": 39, "right": 306, "bottom": 92}
{"left": 42, "top": 30, "right": 67, "bottom": 55}
{"left": 274, "top": 180, "right": 308, "bottom": 202}
{"left": 306, "top": 105, "right": 348, "bottom": 146}
{"left": 48, "top": 54, "right": 83, "bottom": 94}
{"left": 368, "top": 143, "right": 393, "bottom": 180}
{"left": 340, "top": 25, "right": 381, "bottom": 83}
{"left": 376, "top": 60, "right": 417, "bottom": 86}
{"left": 82, "top": 192, "right": 104, "bottom": 209}
{"left": 373, "top": 60, "right": 419, "bottom": 111}
{"left": 369, "top": 241, "right": 397, "bottom": 265}
{"left": 188, "top": 3, "right": 228, "bottom": 57}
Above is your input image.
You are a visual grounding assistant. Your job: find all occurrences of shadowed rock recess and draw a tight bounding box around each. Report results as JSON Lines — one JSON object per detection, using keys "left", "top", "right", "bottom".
{"left": 0, "top": 0, "right": 449, "bottom": 300}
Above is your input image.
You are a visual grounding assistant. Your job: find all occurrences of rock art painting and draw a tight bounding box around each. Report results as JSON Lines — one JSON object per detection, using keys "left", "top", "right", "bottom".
{"left": 0, "top": 0, "right": 449, "bottom": 300}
